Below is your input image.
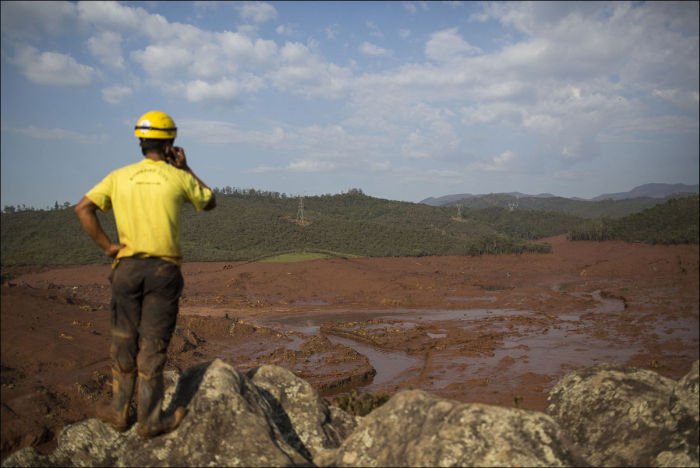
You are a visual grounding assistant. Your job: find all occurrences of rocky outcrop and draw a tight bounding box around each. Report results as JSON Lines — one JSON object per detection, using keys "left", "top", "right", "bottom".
{"left": 546, "top": 360, "right": 699, "bottom": 467}
{"left": 2, "top": 360, "right": 355, "bottom": 467}
{"left": 315, "top": 389, "right": 585, "bottom": 467}
{"left": 3, "top": 360, "right": 698, "bottom": 467}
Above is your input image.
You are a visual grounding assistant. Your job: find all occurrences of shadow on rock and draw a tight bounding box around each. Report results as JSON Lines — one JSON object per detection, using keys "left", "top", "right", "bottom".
{"left": 2, "top": 359, "right": 698, "bottom": 467}
{"left": 1, "top": 359, "right": 350, "bottom": 467}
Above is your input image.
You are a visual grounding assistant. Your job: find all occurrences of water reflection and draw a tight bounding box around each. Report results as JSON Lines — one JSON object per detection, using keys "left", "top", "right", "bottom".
{"left": 246, "top": 290, "right": 698, "bottom": 394}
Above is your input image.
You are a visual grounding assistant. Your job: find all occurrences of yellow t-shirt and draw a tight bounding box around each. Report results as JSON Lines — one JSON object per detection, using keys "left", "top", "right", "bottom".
{"left": 86, "top": 159, "right": 213, "bottom": 264}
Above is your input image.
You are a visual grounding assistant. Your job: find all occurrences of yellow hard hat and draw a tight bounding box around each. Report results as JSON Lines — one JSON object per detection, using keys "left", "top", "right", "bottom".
{"left": 134, "top": 110, "right": 177, "bottom": 139}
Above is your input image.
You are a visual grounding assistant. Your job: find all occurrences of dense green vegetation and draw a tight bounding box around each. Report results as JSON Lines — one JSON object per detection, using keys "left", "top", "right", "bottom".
{"left": 2, "top": 189, "right": 556, "bottom": 266}
{"left": 458, "top": 207, "right": 583, "bottom": 240}
{"left": 567, "top": 195, "right": 699, "bottom": 244}
{"left": 178, "top": 190, "right": 555, "bottom": 262}
{"left": 1, "top": 207, "right": 119, "bottom": 265}
{"left": 3, "top": 190, "right": 695, "bottom": 267}
{"left": 444, "top": 193, "right": 681, "bottom": 219}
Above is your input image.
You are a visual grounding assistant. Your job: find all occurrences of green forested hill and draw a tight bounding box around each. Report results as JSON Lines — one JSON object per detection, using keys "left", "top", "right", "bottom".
{"left": 1, "top": 207, "right": 119, "bottom": 266}
{"left": 567, "top": 195, "right": 699, "bottom": 244}
{"left": 2, "top": 190, "right": 556, "bottom": 266}
{"left": 177, "top": 190, "right": 560, "bottom": 261}
{"left": 443, "top": 193, "right": 676, "bottom": 218}
{"left": 3, "top": 190, "right": 695, "bottom": 266}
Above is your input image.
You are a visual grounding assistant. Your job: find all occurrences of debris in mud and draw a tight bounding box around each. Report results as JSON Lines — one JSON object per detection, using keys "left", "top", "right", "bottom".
{"left": 256, "top": 335, "right": 377, "bottom": 395}
{"left": 329, "top": 389, "right": 391, "bottom": 416}
{"left": 320, "top": 319, "right": 432, "bottom": 353}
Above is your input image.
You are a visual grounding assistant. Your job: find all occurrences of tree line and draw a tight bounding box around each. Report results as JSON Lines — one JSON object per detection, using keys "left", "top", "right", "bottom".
{"left": 2, "top": 191, "right": 695, "bottom": 267}
{"left": 567, "top": 195, "right": 699, "bottom": 244}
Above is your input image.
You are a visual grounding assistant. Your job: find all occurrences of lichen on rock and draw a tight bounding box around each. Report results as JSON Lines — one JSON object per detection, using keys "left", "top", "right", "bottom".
{"left": 546, "top": 360, "right": 699, "bottom": 467}
{"left": 3, "top": 359, "right": 698, "bottom": 468}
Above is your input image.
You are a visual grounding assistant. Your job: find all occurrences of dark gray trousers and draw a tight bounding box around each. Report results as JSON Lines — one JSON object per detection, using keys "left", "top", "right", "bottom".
{"left": 109, "top": 257, "right": 183, "bottom": 380}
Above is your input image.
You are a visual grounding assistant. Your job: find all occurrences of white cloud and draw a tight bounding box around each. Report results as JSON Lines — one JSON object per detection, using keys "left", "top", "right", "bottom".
{"left": 425, "top": 28, "right": 482, "bottom": 62}
{"left": 77, "top": 1, "right": 145, "bottom": 33}
{"left": 493, "top": 150, "right": 515, "bottom": 166}
{"left": 280, "top": 42, "right": 311, "bottom": 63}
{"left": 131, "top": 44, "right": 192, "bottom": 77}
{"left": 605, "top": 115, "right": 699, "bottom": 139}
{"left": 401, "top": 109, "right": 461, "bottom": 160}
{"left": 108, "top": 5, "right": 346, "bottom": 100}
{"left": 4, "top": 0, "right": 697, "bottom": 192}
{"left": 652, "top": 88, "right": 700, "bottom": 110}
{"left": 461, "top": 102, "right": 523, "bottom": 126}
{"left": 325, "top": 25, "right": 340, "bottom": 40}
{"left": 271, "top": 42, "right": 352, "bottom": 98}
{"left": 354, "top": 2, "right": 697, "bottom": 167}
{"left": 474, "top": 2, "right": 698, "bottom": 90}
{"left": 131, "top": 28, "right": 277, "bottom": 81}
{"left": 193, "top": 1, "right": 219, "bottom": 18}
{"left": 402, "top": 2, "right": 417, "bottom": 14}
{"left": 238, "top": 123, "right": 392, "bottom": 175}
{"left": 287, "top": 160, "right": 337, "bottom": 172}
{"left": 180, "top": 119, "right": 285, "bottom": 145}
{"left": 276, "top": 24, "right": 297, "bottom": 36}
{"left": 402, "top": 2, "right": 428, "bottom": 15}
{"left": 161, "top": 75, "right": 265, "bottom": 103}
{"left": 77, "top": 1, "right": 176, "bottom": 43}
{"left": 365, "top": 21, "right": 384, "bottom": 39}
{"left": 182, "top": 78, "right": 242, "bottom": 103}
{"left": 13, "top": 46, "right": 95, "bottom": 87}
{"left": 102, "top": 85, "right": 132, "bottom": 104}
{"left": 472, "top": 150, "right": 517, "bottom": 172}
{"left": 88, "top": 31, "right": 125, "bottom": 69}
{"left": 0, "top": 1, "right": 78, "bottom": 38}
{"left": 359, "top": 42, "right": 390, "bottom": 57}
{"left": 523, "top": 113, "right": 562, "bottom": 134}
{"left": 219, "top": 32, "right": 278, "bottom": 66}
{"left": 236, "top": 2, "right": 278, "bottom": 24}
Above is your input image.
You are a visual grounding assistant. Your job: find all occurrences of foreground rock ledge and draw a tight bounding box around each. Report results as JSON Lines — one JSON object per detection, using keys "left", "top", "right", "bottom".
{"left": 546, "top": 360, "right": 699, "bottom": 468}
{"left": 3, "top": 359, "right": 698, "bottom": 467}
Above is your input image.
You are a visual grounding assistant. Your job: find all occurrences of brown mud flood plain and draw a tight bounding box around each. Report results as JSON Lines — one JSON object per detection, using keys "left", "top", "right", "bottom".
{"left": 2, "top": 235, "right": 698, "bottom": 459}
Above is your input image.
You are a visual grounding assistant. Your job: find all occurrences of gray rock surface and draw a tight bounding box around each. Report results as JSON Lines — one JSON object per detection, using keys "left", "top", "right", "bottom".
{"left": 315, "top": 389, "right": 584, "bottom": 467}
{"left": 546, "top": 360, "right": 699, "bottom": 467}
{"left": 248, "top": 364, "right": 357, "bottom": 460}
{"left": 3, "top": 359, "right": 698, "bottom": 467}
{"left": 2, "top": 359, "right": 352, "bottom": 467}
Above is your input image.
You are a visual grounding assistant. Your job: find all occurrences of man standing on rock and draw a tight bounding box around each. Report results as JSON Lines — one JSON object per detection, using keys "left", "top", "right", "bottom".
{"left": 75, "top": 110, "right": 216, "bottom": 437}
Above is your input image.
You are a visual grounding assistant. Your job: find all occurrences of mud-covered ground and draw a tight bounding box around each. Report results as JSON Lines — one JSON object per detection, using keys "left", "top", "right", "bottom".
{"left": 2, "top": 235, "right": 698, "bottom": 460}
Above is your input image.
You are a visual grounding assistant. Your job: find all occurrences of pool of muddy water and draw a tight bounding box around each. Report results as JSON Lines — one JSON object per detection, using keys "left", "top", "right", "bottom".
{"left": 241, "top": 290, "right": 673, "bottom": 395}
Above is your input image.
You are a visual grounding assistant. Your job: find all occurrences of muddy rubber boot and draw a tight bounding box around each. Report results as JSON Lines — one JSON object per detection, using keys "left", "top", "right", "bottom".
{"left": 96, "top": 369, "right": 135, "bottom": 432}
{"left": 136, "top": 372, "right": 186, "bottom": 438}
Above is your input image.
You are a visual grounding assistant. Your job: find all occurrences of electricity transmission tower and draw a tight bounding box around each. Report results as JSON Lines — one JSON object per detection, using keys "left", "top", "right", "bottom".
{"left": 296, "top": 196, "right": 306, "bottom": 225}
{"left": 508, "top": 199, "right": 519, "bottom": 212}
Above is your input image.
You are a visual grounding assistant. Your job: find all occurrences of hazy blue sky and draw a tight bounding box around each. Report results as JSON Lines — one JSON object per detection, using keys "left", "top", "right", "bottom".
{"left": 1, "top": 1, "right": 698, "bottom": 209}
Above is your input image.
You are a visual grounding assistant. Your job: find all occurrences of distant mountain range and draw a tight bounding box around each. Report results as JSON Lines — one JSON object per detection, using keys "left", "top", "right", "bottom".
{"left": 421, "top": 183, "right": 699, "bottom": 206}
{"left": 592, "top": 183, "right": 699, "bottom": 201}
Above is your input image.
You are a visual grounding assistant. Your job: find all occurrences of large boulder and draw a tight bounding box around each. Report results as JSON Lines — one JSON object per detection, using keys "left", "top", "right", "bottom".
{"left": 546, "top": 360, "right": 699, "bottom": 467}
{"left": 315, "top": 389, "right": 584, "bottom": 467}
{"left": 2, "top": 359, "right": 355, "bottom": 467}
{"left": 3, "top": 359, "right": 697, "bottom": 467}
{"left": 247, "top": 363, "right": 357, "bottom": 460}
